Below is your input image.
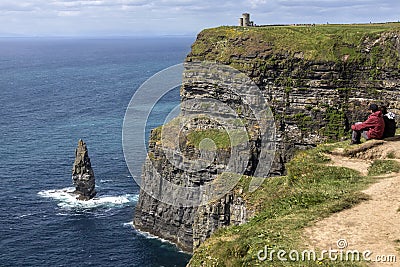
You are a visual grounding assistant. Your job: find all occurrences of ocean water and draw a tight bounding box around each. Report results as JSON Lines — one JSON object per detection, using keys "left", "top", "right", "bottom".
{"left": 0, "top": 37, "right": 194, "bottom": 267}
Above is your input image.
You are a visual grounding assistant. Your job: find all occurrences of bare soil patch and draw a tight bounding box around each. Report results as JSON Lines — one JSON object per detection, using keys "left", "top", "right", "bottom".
{"left": 304, "top": 138, "right": 400, "bottom": 266}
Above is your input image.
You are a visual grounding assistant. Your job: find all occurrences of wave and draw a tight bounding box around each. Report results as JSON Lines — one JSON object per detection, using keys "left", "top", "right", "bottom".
{"left": 124, "top": 221, "right": 170, "bottom": 242}
{"left": 99, "top": 179, "right": 113, "bottom": 183}
{"left": 123, "top": 222, "right": 187, "bottom": 253}
{"left": 18, "top": 213, "right": 34, "bottom": 218}
{"left": 38, "top": 187, "right": 138, "bottom": 210}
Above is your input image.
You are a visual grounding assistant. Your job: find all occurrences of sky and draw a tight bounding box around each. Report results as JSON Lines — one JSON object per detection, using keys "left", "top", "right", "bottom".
{"left": 0, "top": 0, "right": 399, "bottom": 37}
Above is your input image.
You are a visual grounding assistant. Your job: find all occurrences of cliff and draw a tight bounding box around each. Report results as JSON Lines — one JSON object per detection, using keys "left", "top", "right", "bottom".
{"left": 133, "top": 23, "right": 400, "bottom": 254}
{"left": 188, "top": 138, "right": 400, "bottom": 266}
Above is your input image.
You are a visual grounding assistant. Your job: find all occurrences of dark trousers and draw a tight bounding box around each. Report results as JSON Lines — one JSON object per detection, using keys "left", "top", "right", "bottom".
{"left": 351, "top": 122, "right": 369, "bottom": 143}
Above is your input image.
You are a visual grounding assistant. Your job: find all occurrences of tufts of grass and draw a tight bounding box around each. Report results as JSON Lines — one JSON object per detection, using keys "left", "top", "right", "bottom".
{"left": 186, "top": 128, "right": 249, "bottom": 150}
{"left": 387, "top": 151, "right": 396, "bottom": 159}
{"left": 189, "top": 23, "right": 400, "bottom": 65}
{"left": 189, "top": 144, "right": 372, "bottom": 267}
{"left": 148, "top": 117, "right": 251, "bottom": 151}
{"left": 368, "top": 160, "right": 400, "bottom": 176}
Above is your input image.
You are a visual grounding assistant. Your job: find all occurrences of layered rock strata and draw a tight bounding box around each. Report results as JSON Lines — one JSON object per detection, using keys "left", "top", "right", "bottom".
{"left": 134, "top": 24, "right": 400, "bottom": 253}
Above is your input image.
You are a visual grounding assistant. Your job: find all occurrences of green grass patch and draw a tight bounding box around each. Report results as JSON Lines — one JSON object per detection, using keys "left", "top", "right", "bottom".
{"left": 189, "top": 23, "right": 400, "bottom": 64}
{"left": 148, "top": 117, "right": 251, "bottom": 150}
{"left": 368, "top": 160, "right": 400, "bottom": 176}
{"left": 387, "top": 151, "right": 396, "bottom": 159}
{"left": 186, "top": 128, "right": 249, "bottom": 150}
{"left": 189, "top": 144, "right": 372, "bottom": 267}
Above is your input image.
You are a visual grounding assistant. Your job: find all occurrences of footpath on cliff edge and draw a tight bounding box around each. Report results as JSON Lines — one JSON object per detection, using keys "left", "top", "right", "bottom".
{"left": 304, "top": 137, "right": 400, "bottom": 267}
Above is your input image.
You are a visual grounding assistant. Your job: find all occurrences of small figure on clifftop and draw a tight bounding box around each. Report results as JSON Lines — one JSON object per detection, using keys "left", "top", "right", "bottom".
{"left": 72, "top": 139, "right": 96, "bottom": 200}
{"left": 381, "top": 105, "right": 397, "bottom": 138}
{"left": 350, "top": 104, "right": 385, "bottom": 145}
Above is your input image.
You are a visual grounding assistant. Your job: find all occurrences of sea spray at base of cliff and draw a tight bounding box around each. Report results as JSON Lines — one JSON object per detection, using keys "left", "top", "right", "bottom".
{"left": 123, "top": 222, "right": 189, "bottom": 254}
{"left": 38, "top": 187, "right": 138, "bottom": 210}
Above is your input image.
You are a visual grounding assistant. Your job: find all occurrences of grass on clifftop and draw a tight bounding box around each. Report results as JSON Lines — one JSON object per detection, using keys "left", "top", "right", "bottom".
{"left": 368, "top": 159, "right": 400, "bottom": 176}
{"left": 189, "top": 143, "right": 373, "bottom": 267}
{"left": 186, "top": 128, "right": 249, "bottom": 150}
{"left": 190, "top": 23, "right": 400, "bottom": 64}
{"left": 149, "top": 118, "right": 249, "bottom": 150}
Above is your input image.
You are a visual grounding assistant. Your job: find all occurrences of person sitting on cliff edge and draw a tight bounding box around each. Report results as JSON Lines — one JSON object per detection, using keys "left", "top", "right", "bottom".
{"left": 380, "top": 105, "right": 397, "bottom": 138}
{"left": 350, "top": 103, "right": 385, "bottom": 145}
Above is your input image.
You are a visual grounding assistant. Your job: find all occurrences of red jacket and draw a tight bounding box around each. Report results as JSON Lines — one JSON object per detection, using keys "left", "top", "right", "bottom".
{"left": 351, "top": 111, "right": 385, "bottom": 139}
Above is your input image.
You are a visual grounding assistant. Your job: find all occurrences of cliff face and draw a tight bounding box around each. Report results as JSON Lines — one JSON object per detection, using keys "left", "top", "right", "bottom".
{"left": 134, "top": 24, "right": 400, "bottom": 253}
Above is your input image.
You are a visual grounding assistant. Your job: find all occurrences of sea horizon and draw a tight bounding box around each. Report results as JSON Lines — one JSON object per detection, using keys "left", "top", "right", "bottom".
{"left": 0, "top": 36, "right": 194, "bottom": 267}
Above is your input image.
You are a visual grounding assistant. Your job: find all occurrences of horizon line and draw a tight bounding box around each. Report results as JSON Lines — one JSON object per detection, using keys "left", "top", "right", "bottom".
{"left": 0, "top": 34, "right": 197, "bottom": 39}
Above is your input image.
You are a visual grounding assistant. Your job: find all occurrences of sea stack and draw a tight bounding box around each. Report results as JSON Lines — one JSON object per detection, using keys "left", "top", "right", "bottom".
{"left": 72, "top": 139, "right": 96, "bottom": 200}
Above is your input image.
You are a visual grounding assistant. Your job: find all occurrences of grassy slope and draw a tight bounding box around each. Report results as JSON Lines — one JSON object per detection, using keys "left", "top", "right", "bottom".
{"left": 189, "top": 23, "right": 400, "bottom": 65}
{"left": 150, "top": 117, "right": 250, "bottom": 150}
{"left": 188, "top": 142, "right": 400, "bottom": 267}
{"left": 184, "top": 24, "right": 400, "bottom": 265}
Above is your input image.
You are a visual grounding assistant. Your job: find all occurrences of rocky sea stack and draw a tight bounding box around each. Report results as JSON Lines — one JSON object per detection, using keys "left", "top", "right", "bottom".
{"left": 72, "top": 139, "right": 96, "bottom": 200}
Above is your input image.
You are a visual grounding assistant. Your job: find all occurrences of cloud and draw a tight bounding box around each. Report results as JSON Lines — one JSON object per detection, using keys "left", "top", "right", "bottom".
{"left": 0, "top": 0, "right": 399, "bottom": 36}
{"left": 248, "top": 0, "right": 267, "bottom": 8}
{"left": 51, "top": 0, "right": 150, "bottom": 8}
{"left": 0, "top": 2, "right": 37, "bottom": 12}
{"left": 57, "top": 10, "right": 81, "bottom": 16}
{"left": 277, "top": 0, "right": 374, "bottom": 8}
{"left": 245, "top": 0, "right": 400, "bottom": 25}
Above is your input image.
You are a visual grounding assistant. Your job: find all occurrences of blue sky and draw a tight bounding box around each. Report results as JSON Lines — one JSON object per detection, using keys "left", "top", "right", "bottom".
{"left": 1, "top": 0, "right": 399, "bottom": 36}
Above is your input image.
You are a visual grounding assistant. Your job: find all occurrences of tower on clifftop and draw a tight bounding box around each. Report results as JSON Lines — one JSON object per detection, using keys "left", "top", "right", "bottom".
{"left": 239, "top": 13, "right": 254, "bottom": 27}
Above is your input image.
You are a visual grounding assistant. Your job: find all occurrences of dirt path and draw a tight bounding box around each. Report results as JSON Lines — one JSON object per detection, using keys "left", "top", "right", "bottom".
{"left": 304, "top": 141, "right": 400, "bottom": 266}
{"left": 327, "top": 154, "right": 372, "bottom": 176}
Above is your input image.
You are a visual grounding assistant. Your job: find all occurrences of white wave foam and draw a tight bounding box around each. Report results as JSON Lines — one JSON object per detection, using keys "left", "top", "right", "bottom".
{"left": 18, "top": 213, "right": 33, "bottom": 218}
{"left": 123, "top": 221, "right": 134, "bottom": 227}
{"left": 124, "top": 222, "right": 186, "bottom": 253}
{"left": 99, "top": 179, "right": 113, "bottom": 183}
{"left": 38, "top": 187, "right": 138, "bottom": 210}
{"left": 131, "top": 225, "right": 172, "bottom": 243}
{"left": 124, "top": 222, "right": 163, "bottom": 240}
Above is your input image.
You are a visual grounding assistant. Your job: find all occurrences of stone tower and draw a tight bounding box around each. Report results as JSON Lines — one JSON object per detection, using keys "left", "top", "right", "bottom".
{"left": 239, "top": 13, "right": 253, "bottom": 27}
{"left": 242, "top": 13, "right": 250, "bottom": 26}
{"left": 239, "top": 17, "right": 244, "bottom": 27}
